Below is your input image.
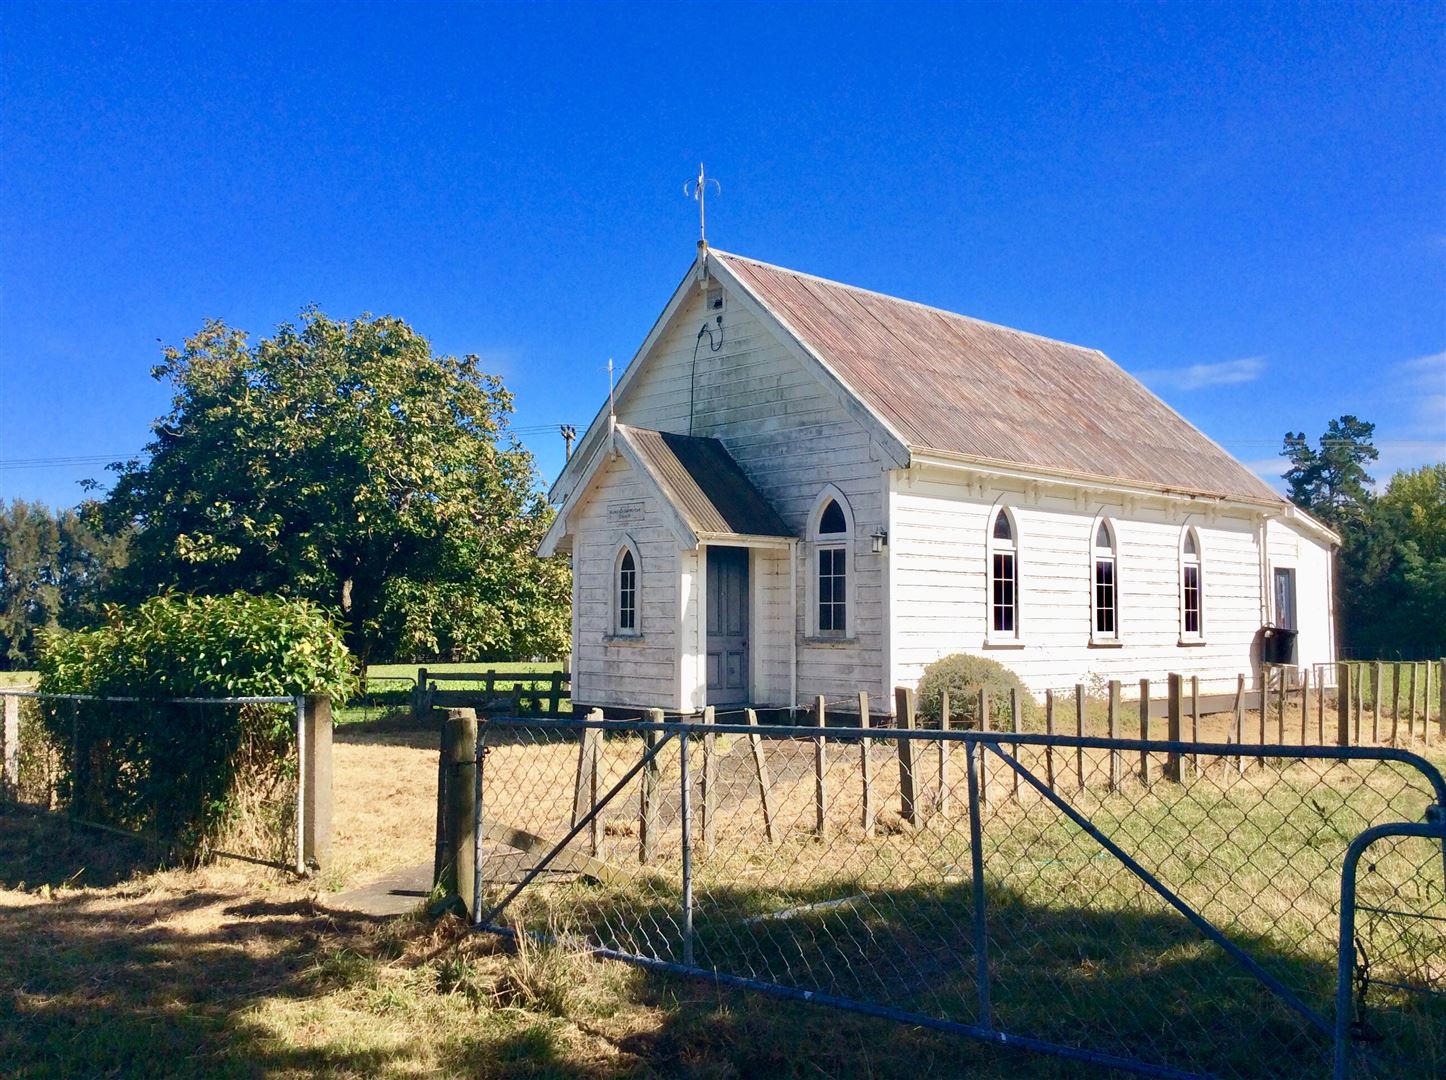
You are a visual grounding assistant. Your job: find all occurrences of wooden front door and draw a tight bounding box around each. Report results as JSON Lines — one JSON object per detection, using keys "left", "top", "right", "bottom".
{"left": 706, "top": 547, "right": 750, "bottom": 705}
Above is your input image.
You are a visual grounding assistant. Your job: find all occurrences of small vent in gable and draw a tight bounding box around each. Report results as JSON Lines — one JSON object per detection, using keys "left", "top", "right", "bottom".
{"left": 706, "top": 286, "right": 725, "bottom": 313}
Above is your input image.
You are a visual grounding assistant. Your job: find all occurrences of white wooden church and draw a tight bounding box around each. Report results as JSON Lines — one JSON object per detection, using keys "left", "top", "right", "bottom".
{"left": 539, "top": 243, "right": 1338, "bottom": 715}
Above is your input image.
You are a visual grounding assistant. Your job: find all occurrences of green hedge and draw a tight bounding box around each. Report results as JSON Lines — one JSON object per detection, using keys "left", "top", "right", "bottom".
{"left": 35, "top": 592, "right": 358, "bottom": 860}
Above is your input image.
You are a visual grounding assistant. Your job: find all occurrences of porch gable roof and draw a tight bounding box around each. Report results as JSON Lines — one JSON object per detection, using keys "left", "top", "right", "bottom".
{"left": 537, "top": 423, "right": 793, "bottom": 557}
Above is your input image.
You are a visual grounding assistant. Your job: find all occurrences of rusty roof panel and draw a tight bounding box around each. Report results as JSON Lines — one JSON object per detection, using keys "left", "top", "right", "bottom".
{"left": 623, "top": 425, "right": 793, "bottom": 538}
{"left": 714, "top": 251, "right": 1283, "bottom": 503}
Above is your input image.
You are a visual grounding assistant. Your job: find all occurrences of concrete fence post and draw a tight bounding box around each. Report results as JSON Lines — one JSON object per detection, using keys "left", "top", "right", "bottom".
{"left": 302, "top": 695, "right": 333, "bottom": 871}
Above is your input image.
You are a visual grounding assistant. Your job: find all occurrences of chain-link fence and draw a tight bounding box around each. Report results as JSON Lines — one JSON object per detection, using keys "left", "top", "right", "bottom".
{"left": 462, "top": 711, "right": 1445, "bottom": 1079}
{"left": 1, "top": 691, "right": 306, "bottom": 871}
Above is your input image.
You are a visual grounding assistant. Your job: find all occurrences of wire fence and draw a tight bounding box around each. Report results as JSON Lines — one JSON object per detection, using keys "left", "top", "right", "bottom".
{"left": 462, "top": 711, "right": 1446, "bottom": 1079}
{"left": 0, "top": 691, "right": 306, "bottom": 871}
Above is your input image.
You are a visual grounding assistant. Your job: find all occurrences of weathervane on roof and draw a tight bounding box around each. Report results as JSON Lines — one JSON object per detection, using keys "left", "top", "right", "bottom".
{"left": 683, "top": 163, "right": 719, "bottom": 249}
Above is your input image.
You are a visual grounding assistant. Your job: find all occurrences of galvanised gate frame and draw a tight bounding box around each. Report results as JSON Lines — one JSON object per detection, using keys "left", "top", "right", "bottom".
{"left": 464, "top": 716, "right": 1446, "bottom": 1079}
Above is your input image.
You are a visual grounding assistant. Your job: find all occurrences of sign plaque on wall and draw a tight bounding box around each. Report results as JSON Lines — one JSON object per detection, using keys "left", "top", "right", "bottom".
{"left": 607, "top": 500, "right": 646, "bottom": 528}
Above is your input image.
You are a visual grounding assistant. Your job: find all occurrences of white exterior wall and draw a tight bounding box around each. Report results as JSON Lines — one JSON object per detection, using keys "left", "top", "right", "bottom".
{"left": 888, "top": 464, "right": 1336, "bottom": 699}
{"left": 615, "top": 282, "right": 888, "bottom": 707}
{"left": 569, "top": 456, "right": 681, "bottom": 709}
{"left": 1265, "top": 516, "right": 1336, "bottom": 673}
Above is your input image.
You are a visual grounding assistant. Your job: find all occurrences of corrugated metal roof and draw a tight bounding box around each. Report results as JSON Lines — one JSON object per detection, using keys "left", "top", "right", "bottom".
{"left": 621, "top": 425, "right": 793, "bottom": 538}
{"left": 712, "top": 250, "right": 1284, "bottom": 504}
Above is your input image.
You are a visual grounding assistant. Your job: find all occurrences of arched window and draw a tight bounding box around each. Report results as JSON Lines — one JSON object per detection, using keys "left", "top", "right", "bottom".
{"left": 1180, "top": 529, "right": 1203, "bottom": 639}
{"left": 988, "top": 508, "right": 1019, "bottom": 637}
{"left": 809, "top": 489, "right": 852, "bottom": 638}
{"left": 1093, "top": 520, "right": 1118, "bottom": 639}
{"left": 616, "top": 545, "right": 639, "bottom": 634}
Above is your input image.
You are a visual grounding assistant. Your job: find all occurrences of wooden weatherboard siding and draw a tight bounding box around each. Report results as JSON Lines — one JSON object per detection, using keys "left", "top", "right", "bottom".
{"left": 887, "top": 464, "right": 1335, "bottom": 697}
{"left": 569, "top": 456, "right": 680, "bottom": 709}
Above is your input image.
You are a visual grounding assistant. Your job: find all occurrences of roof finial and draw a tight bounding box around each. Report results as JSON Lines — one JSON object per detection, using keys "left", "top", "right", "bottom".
{"left": 607, "top": 357, "right": 617, "bottom": 457}
{"left": 683, "top": 163, "right": 720, "bottom": 251}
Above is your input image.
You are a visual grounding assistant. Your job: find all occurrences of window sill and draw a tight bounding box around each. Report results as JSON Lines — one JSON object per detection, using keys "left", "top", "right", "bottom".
{"left": 982, "top": 638, "right": 1026, "bottom": 649}
{"left": 1177, "top": 637, "right": 1207, "bottom": 647}
{"left": 1089, "top": 638, "right": 1124, "bottom": 649}
{"left": 602, "top": 633, "right": 646, "bottom": 644}
{"left": 802, "top": 635, "right": 858, "bottom": 646}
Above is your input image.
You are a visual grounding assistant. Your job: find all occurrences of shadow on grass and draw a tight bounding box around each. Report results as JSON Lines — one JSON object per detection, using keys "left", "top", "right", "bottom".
{"left": 5, "top": 809, "right": 1436, "bottom": 1080}
{"left": 501, "top": 869, "right": 1398, "bottom": 1080}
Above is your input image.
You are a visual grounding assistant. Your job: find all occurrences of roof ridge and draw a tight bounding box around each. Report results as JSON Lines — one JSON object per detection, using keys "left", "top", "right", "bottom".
{"left": 709, "top": 248, "right": 1107, "bottom": 359}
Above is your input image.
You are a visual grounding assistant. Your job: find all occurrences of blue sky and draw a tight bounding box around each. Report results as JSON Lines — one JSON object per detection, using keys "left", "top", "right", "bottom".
{"left": 2, "top": 1, "right": 1442, "bottom": 509}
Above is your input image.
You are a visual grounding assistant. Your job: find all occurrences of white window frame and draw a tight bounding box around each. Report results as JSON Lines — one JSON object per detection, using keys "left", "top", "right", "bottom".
{"left": 1179, "top": 527, "right": 1204, "bottom": 644}
{"left": 612, "top": 537, "right": 642, "bottom": 637}
{"left": 806, "top": 486, "right": 854, "bottom": 640}
{"left": 986, "top": 504, "right": 1022, "bottom": 645}
{"left": 1091, "top": 517, "right": 1121, "bottom": 645}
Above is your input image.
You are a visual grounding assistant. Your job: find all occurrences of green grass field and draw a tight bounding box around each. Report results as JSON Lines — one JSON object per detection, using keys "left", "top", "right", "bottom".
{"left": 332, "top": 661, "right": 567, "bottom": 726}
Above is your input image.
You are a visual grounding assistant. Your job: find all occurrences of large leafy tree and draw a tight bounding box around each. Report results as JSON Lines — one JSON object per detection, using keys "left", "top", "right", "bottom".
{"left": 100, "top": 310, "right": 570, "bottom": 664}
{"left": 1344, "top": 465, "right": 1446, "bottom": 656}
{"left": 1281, "top": 415, "right": 1378, "bottom": 530}
{"left": 1282, "top": 415, "right": 1444, "bottom": 657}
{"left": 0, "top": 500, "right": 125, "bottom": 667}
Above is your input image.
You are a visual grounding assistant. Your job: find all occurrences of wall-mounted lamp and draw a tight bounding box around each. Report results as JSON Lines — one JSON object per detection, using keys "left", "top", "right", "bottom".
{"left": 870, "top": 529, "right": 888, "bottom": 554}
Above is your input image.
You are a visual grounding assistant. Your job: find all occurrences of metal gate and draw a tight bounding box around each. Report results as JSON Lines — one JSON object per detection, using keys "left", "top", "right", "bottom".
{"left": 462, "top": 714, "right": 1445, "bottom": 1079}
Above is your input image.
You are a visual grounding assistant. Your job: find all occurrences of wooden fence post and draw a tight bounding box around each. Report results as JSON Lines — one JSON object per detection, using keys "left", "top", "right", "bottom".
{"left": 1107, "top": 681, "right": 1121, "bottom": 792}
{"left": 1275, "top": 668, "right": 1286, "bottom": 747}
{"left": 1258, "top": 672, "right": 1269, "bottom": 766}
{"left": 1391, "top": 664, "right": 1402, "bottom": 746}
{"left": 979, "top": 687, "right": 992, "bottom": 807}
{"left": 1074, "top": 684, "right": 1086, "bottom": 791}
{"left": 1424, "top": 662, "right": 1432, "bottom": 749}
{"left": 857, "top": 692, "right": 873, "bottom": 837}
{"left": 640, "top": 708, "right": 663, "bottom": 864}
{"left": 302, "top": 695, "right": 333, "bottom": 870}
{"left": 1338, "top": 663, "right": 1352, "bottom": 747}
{"left": 1300, "top": 666, "right": 1310, "bottom": 746}
{"left": 2, "top": 694, "right": 17, "bottom": 799}
{"left": 1191, "top": 675, "right": 1202, "bottom": 778}
{"left": 701, "top": 705, "right": 718, "bottom": 855}
{"left": 814, "top": 696, "right": 828, "bottom": 838}
{"left": 1234, "top": 674, "right": 1246, "bottom": 774}
{"left": 1138, "top": 678, "right": 1150, "bottom": 784}
{"left": 572, "top": 709, "right": 603, "bottom": 856}
{"left": 1372, "top": 662, "right": 1382, "bottom": 743}
{"left": 1354, "top": 664, "right": 1365, "bottom": 743}
{"left": 1439, "top": 658, "right": 1445, "bottom": 742}
{"left": 1317, "top": 665, "right": 1325, "bottom": 744}
{"left": 1408, "top": 663, "right": 1419, "bottom": 741}
{"left": 746, "top": 708, "right": 776, "bottom": 844}
{"left": 936, "top": 691, "right": 952, "bottom": 815}
{"left": 1166, "top": 674, "right": 1183, "bottom": 783}
{"left": 1011, "top": 688, "right": 1023, "bottom": 800}
{"left": 1045, "top": 689, "right": 1057, "bottom": 791}
{"left": 441, "top": 709, "right": 477, "bottom": 913}
{"left": 895, "top": 687, "right": 918, "bottom": 825}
